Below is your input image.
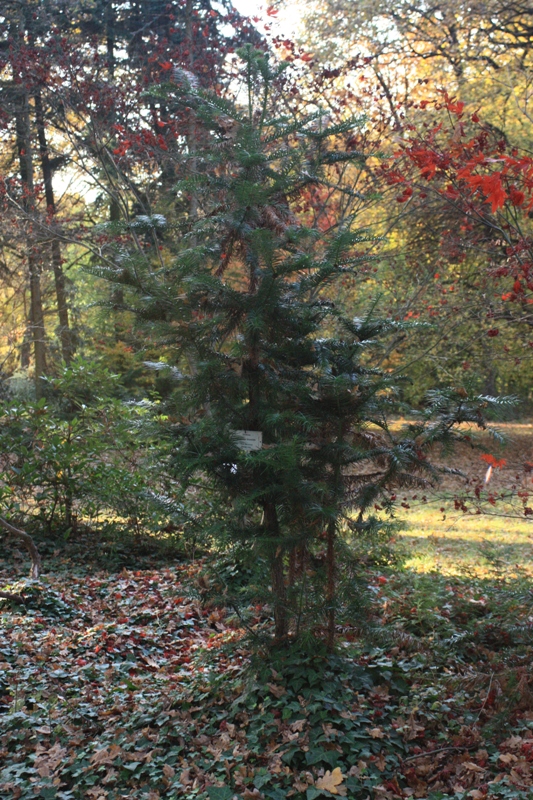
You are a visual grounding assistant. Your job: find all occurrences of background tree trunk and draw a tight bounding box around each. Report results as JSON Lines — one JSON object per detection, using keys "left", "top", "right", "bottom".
{"left": 14, "top": 89, "right": 47, "bottom": 394}
{"left": 34, "top": 89, "right": 73, "bottom": 364}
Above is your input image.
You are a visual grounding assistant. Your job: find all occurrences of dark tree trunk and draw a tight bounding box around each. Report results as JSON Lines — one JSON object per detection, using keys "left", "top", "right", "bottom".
{"left": 14, "top": 89, "right": 47, "bottom": 395}
{"left": 34, "top": 89, "right": 73, "bottom": 364}
{"left": 185, "top": 0, "right": 199, "bottom": 222}
{"left": 264, "top": 501, "right": 287, "bottom": 642}
{"left": 326, "top": 519, "right": 336, "bottom": 652}
{"left": 20, "top": 291, "right": 31, "bottom": 369}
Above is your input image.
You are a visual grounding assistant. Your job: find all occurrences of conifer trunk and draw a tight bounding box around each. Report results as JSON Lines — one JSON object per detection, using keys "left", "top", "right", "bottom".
{"left": 185, "top": 0, "right": 199, "bottom": 222}
{"left": 326, "top": 432, "right": 343, "bottom": 652}
{"left": 326, "top": 519, "right": 336, "bottom": 652}
{"left": 288, "top": 547, "right": 296, "bottom": 587}
{"left": 264, "top": 501, "right": 287, "bottom": 641}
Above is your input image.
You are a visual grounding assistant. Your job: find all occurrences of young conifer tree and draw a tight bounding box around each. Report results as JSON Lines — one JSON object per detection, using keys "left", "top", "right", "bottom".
{"left": 101, "top": 47, "right": 503, "bottom": 648}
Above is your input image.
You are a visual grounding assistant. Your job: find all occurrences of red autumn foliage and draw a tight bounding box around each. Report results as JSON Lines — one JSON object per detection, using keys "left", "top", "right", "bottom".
{"left": 373, "top": 96, "right": 533, "bottom": 315}
{"left": 481, "top": 454, "right": 506, "bottom": 469}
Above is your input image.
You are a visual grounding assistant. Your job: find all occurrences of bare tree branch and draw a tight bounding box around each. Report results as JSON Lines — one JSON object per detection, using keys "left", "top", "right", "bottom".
{"left": 0, "top": 516, "right": 41, "bottom": 579}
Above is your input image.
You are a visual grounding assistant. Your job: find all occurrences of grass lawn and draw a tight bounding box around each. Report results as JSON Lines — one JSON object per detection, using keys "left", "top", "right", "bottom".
{"left": 397, "top": 504, "right": 533, "bottom": 578}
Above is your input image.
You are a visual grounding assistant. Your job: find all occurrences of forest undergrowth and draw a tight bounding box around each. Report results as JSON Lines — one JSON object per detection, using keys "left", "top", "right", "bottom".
{"left": 2, "top": 431, "right": 533, "bottom": 800}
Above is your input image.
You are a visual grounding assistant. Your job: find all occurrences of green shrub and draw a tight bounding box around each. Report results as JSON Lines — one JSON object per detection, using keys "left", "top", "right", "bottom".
{"left": 0, "top": 357, "right": 170, "bottom": 540}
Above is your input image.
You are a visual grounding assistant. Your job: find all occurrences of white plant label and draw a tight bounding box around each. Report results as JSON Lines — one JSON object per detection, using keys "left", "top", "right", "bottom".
{"left": 235, "top": 430, "right": 263, "bottom": 451}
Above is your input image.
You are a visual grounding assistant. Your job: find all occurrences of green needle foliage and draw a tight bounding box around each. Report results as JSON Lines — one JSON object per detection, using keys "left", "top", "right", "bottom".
{"left": 99, "top": 46, "right": 508, "bottom": 649}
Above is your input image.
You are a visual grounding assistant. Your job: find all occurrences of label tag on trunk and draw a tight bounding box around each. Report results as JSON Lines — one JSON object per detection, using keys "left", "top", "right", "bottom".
{"left": 234, "top": 430, "right": 263, "bottom": 451}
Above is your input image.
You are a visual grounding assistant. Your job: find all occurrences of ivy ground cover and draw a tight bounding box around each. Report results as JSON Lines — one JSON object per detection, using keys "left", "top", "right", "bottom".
{"left": 2, "top": 527, "right": 533, "bottom": 800}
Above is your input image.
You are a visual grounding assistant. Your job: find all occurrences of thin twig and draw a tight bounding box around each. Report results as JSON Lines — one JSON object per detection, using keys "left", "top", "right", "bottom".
{"left": 403, "top": 744, "right": 479, "bottom": 763}
{"left": 0, "top": 516, "right": 41, "bottom": 578}
{"left": 473, "top": 671, "right": 495, "bottom": 726}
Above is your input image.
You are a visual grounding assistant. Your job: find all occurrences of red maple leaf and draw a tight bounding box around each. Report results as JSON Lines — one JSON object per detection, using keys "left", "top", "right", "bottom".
{"left": 510, "top": 188, "right": 525, "bottom": 206}
{"left": 481, "top": 454, "right": 506, "bottom": 468}
{"left": 481, "top": 173, "right": 507, "bottom": 212}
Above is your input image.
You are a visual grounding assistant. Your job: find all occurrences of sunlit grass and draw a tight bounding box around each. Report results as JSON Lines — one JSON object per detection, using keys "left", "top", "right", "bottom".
{"left": 396, "top": 501, "right": 533, "bottom": 579}
{"left": 380, "top": 420, "right": 533, "bottom": 578}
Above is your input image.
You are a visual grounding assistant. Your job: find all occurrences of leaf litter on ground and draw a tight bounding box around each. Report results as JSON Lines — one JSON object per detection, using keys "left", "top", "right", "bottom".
{"left": 2, "top": 542, "right": 533, "bottom": 799}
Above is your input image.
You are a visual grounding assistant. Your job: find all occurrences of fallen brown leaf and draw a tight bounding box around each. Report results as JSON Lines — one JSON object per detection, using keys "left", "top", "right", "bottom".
{"left": 316, "top": 767, "right": 345, "bottom": 795}
{"left": 267, "top": 682, "right": 286, "bottom": 698}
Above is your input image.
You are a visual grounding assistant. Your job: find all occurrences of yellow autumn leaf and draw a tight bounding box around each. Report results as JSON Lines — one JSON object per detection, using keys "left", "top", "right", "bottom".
{"left": 316, "top": 767, "right": 345, "bottom": 794}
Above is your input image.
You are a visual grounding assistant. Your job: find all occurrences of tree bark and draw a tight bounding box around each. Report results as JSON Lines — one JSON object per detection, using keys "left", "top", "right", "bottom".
{"left": 20, "top": 291, "right": 31, "bottom": 369}
{"left": 14, "top": 89, "right": 47, "bottom": 394}
{"left": 100, "top": 0, "right": 126, "bottom": 326}
{"left": 0, "top": 515, "right": 41, "bottom": 579}
{"left": 264, "top": 501, "right": 287, "bottom": 642}
{"left": 185, "top": 0, "right": 199, "bottom": 222}
{"left": 326, "top": 519, "right": 336, "bottom": 652}
{"left": 34, "top": 89, "right": 73, "bottom": 364}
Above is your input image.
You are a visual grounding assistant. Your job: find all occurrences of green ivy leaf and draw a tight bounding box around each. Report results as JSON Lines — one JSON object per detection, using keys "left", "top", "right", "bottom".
{"left": 207, "top": 787, "right": 234, "bottom": 800}
{"left": 253, "top": 770, "right": 271, "bottom": 789}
